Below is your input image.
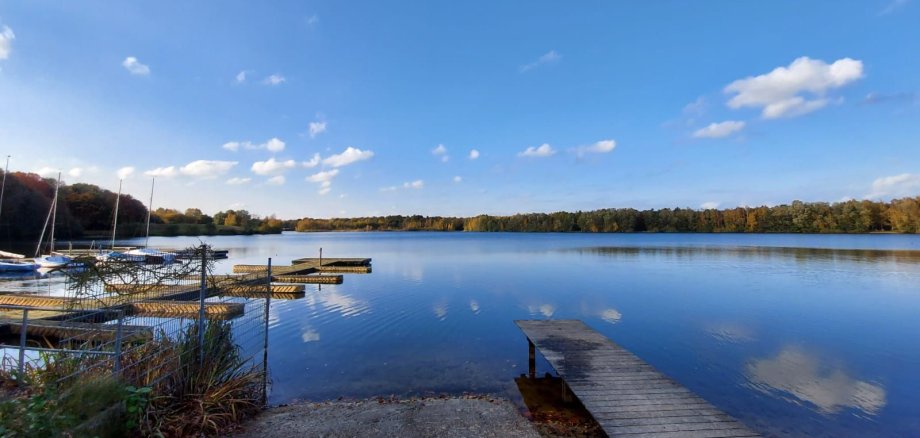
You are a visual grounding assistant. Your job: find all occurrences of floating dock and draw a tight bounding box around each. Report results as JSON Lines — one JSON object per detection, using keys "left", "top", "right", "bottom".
{"left": 273, "top": 274, "right": 343, "bottom": 284}
{"left": 1, "top": 255, "right": 372, "bottom": 345}
{"left": 515, "top": 320, "right": 759, "bottom": 438}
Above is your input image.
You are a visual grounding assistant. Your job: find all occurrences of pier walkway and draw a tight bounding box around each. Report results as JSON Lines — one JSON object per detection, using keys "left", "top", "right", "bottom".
{"left": 515, "top": 320, "right": 758, "bottom": 437}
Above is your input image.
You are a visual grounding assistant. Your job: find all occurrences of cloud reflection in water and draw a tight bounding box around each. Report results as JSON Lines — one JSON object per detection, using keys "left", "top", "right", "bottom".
{"left": 746, "top": 347, "right": 886, "bottom": 416}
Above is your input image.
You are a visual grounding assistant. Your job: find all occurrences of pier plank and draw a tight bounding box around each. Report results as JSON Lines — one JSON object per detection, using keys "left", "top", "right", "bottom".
{"left": 515, "top": 320, "right": 758, "bottom": 437}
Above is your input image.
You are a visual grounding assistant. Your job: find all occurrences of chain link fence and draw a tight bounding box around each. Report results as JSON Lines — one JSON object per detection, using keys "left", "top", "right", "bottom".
{"left": 0, "top": 245, "right": 273, "bottom": 435}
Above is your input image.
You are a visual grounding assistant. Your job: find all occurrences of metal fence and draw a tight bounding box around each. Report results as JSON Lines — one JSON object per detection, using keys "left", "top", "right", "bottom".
{"left": 0, "top": 245, "right": 273, "bottom": 430}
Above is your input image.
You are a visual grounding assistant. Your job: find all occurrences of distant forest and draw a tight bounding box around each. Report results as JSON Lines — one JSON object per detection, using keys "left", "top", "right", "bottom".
{"left": 0, "top": 171, "right": 282, "bottom": 243}
{"left": 293, "top": 197, "right": 920, "bottom": 234}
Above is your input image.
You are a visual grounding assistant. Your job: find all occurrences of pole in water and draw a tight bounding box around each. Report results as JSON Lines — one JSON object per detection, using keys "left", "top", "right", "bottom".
{"left": 112, "top": 179, "right": 122, "bottom": 249}
{"left": 319, "top": 247, "right": 322, "bottom": 268}
{"left": 198, "top": 244, "right": 207, "bottom": 363}
{"left": 49, "top": 172, "right": 61, "bottom": 253}
{"left": 0, "top": 155, "right": 10, "bottom": 221}
{"left": 262, "top": 257, "right": 272, "bottom": 406}
{"left": 145, "top": 177, "right": 155, "bottom": 248}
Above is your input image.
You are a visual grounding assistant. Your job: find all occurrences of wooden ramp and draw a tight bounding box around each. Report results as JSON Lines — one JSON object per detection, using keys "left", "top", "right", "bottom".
{"left": 515, "top": 320, "right": 758, "bottom": 438}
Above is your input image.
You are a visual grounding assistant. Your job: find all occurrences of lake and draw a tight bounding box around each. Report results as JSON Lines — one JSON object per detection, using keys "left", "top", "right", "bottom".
{"left": 8, "top": 232, "right": 920, "bottom": 436}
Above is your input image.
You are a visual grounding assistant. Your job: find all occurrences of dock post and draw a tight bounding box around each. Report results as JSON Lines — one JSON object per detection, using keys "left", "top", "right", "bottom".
{"left": 198, "top": 245, "right": 207, "bottom": 363}
{"left": 261, "top": 257, "right": 272, "bottom": 406}
{"left": 113, "top": 310, "right": 124, "bottom": 376}
{"left": 528, "top": 339, "right": 536, "bottom": 379}
{"left": 18, "top": 308, "right": 29, "bottom": 381}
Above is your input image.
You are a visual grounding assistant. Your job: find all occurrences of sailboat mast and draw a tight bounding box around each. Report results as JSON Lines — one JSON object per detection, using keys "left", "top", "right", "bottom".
{"left": 111, "top": 179, "right": 122, "bottom": 250}
{"left": 144, "top": 177, "right": 155, "bottom": 248}
{"left": 49, "top": 172, "right": 61, "bottom": 253}
{"left": 0, "top": 155, "right": 9, "bottom": 222}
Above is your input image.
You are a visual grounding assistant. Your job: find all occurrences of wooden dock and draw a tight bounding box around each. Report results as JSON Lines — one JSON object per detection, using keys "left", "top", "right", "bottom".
{"left": 515, "top": 320, "right": 758, "bottom": 438}
{"left": 291, "top": 257, "right": 371, "bottom": 266}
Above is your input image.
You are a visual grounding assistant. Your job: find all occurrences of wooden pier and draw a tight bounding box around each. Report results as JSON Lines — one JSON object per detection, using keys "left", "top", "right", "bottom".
{"left": 515, "top": 320, "right": 758, "bottom": 438}
{"left": 1, "top": 255, "right": 372, "bottom": 345}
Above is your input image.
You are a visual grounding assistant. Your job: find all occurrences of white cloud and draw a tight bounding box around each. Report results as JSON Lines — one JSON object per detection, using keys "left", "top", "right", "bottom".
{"left": 309, "top": 121, "right": 327, "bottom": 138}
{"left": 693, "top": 121, "right": 746, "bottom": 138}
{"left": 379, "top": 186, "right": 398, "bottom": 192}
{"left": 323, "top": 146, "right": 374, "bottom": 168}
{"left": 224, "top": 138, "right": 285, "bottom": 153}
{"left": 302, "top": 153, "right": 321, "bottom": 168}
{"left": 266, "top": 175, "right": 285, "bottom": 185}
{"left": 122, "top": 56, "right": 150, "bottom": 76}
{"left": 306, "top": 14, "right": 319, "bottom": 25}
{"left": 0, "top": 26, "right": 15, "bottom": 60}
{"left": 747, "top": 347, "right": 886, "bottom": 415}
{"left": 307, "top": 169, "right": 339, "bottom": 195}
{"left": 307, "top": 169, "right": 339, "bottom": 184}
{"left": 68, "top": 167, "right": 83, "bottom": 178}
{"left": 226, "top": 177, "right": 251, "bottom": 185}
{"left": 700, "top": 201, "right": 721, "bottom": 210}
{"left": 235, "top": 70, "right": 247, "bottom": 83}
{"left": 441, "top": 156, "right": 449, "bottom": 163}
{"left": 520, "top": 50, "right": 561, "bottom": 73}
{"left": 251, "top": 158, "right": 296, "bottom": 175}
{"left": 574, "top": 139, "right": 617, "bottom": 156}
{"left": 403, "top": 180, "right": 424, "bottom": 189}
{"left": 263, "top": 74, "right": 285, "bottom": 85}
{"left": 468, "top": 149, "right": 480, "bottom": 160}
{"left": 179, "top": 160, "right": 237, "bottom": 178}
{"left": 432, "top": 144, "right": 447, "bottom": 155}
{"left": 453, "top": 176, "right": 462, "bottom": 183}
{"left": 116, "top": 166, "right": 135, "bottom": 180}
{"left": 725, "top": 57, "right": 863, "bottom": 119}
{"left": 866, "top": 173, "right": 920, "bottom": 199}
{"left": 144, "top": 166, "right": 177, "bottom": 178}
{"left": 264, "top": 138, "right": 285, "bottom": 152}
{"left": 518, "top": 143, "right": 556, "bottom": 158}
{"left": 35, "top": 167, "right": 60, "bottom": 177}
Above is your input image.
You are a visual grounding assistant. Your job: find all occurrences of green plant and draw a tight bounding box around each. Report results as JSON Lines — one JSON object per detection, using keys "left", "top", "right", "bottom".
{"left": 124, "top": 385, "right": 152, "bottom": 430}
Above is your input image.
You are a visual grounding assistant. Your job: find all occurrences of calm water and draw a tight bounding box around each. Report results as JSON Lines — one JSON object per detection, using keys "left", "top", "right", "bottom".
{"left": 8, "top": 232, "right": 920, "bottom": 436}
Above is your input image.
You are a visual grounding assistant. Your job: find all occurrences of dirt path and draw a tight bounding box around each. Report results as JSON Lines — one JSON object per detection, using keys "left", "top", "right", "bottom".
{"left": 232, "top": 397, "right": 541, "bottom": 438}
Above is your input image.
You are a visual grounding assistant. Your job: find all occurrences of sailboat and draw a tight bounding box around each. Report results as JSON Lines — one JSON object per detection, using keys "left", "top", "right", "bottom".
{"left": 34, "top": 172, "right": 74, "bottom": 269}
{"left": 0, "top": 156, "right": 40, "bottom": 273}
{"left": 96, "top": 179, "right": 144, "bottom": 263}
{"left": 125, "top": 177, "right": 176, "bottom": 264}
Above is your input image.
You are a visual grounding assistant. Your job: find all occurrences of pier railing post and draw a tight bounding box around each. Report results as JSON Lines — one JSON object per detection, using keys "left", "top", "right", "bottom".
{"left": 18, "top": 308, "right": 29, "bottom": 381}
{"left": 198, "top": 244, "right": 207, "bottom": 363}
{"left": 113, "top": 309, "right": 124, "bottom": 376}
{"left": 528, "top": 339, "right": 536, "bottom": 379}
{"left": 261, "top": 257, "right": 272, "bottom": 406}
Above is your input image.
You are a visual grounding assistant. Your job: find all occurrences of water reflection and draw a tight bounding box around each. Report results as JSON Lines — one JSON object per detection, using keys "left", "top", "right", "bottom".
{"left": 433, "top": 302, "right": 448, "bottom": 320}
{"left": 469, "top": 299, "right": 480, "bottom": 314}
{"left": 706, "top": 322, "right": 756, "bottom": 343}
{"left": 527, "top": 304, "right": 555, "bottom": 318}
{"left": 573, "top": 246, "right": 920, "bottom": 265}
{"left": 746, "top": 347, "right": 887, "bottom": 415}
{"left": 598, "top": 308, "right": 622, "bottom": 324}
{"left": 301, "top": 328, "right": 321, "bottom": 343}
{"left": 305, "top": 290, "right": 370, "bottom": 317}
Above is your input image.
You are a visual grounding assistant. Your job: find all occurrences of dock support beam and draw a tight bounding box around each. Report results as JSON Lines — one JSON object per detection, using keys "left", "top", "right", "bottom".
{"left": 528, "top": 339, "right": 535, "bottom": 379}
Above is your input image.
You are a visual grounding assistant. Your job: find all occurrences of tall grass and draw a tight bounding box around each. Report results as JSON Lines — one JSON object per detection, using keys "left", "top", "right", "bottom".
{"left": 0, "top": 320, "right": 263, "bottom": 437}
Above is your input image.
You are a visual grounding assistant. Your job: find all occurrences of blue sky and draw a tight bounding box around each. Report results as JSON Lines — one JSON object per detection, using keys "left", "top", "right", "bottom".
{"left": 0, "top": 1, "right": 918, "bottom": 218}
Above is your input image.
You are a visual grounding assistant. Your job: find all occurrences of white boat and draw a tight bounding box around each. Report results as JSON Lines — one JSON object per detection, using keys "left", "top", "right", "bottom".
{"left": 96, "top": 250, "right": 145, "bottom": 263}
{"left": 34, "top": 254, "right": 72, "bottom": 269}
{"left": 0, "top": 260, "right": 41, "bottom": 272}
{"left": 128, "top": 177, "right": 177, "bottom": 264}
{"left": 33, "top": 172, "right": 74, "bottom": 269}
{"left": 125, "top": 247, "right": 176, "bottom": 264}
{"left": 94, "top": 179, "right": 145, "bottom": 263}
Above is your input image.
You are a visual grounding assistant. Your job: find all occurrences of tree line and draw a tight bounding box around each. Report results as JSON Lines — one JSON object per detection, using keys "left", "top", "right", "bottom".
{"left": 293, "top": 197, "right": 920, "bottom": 234}
{"left": 0, "top": 171, "right": 282, "bottom": 242}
